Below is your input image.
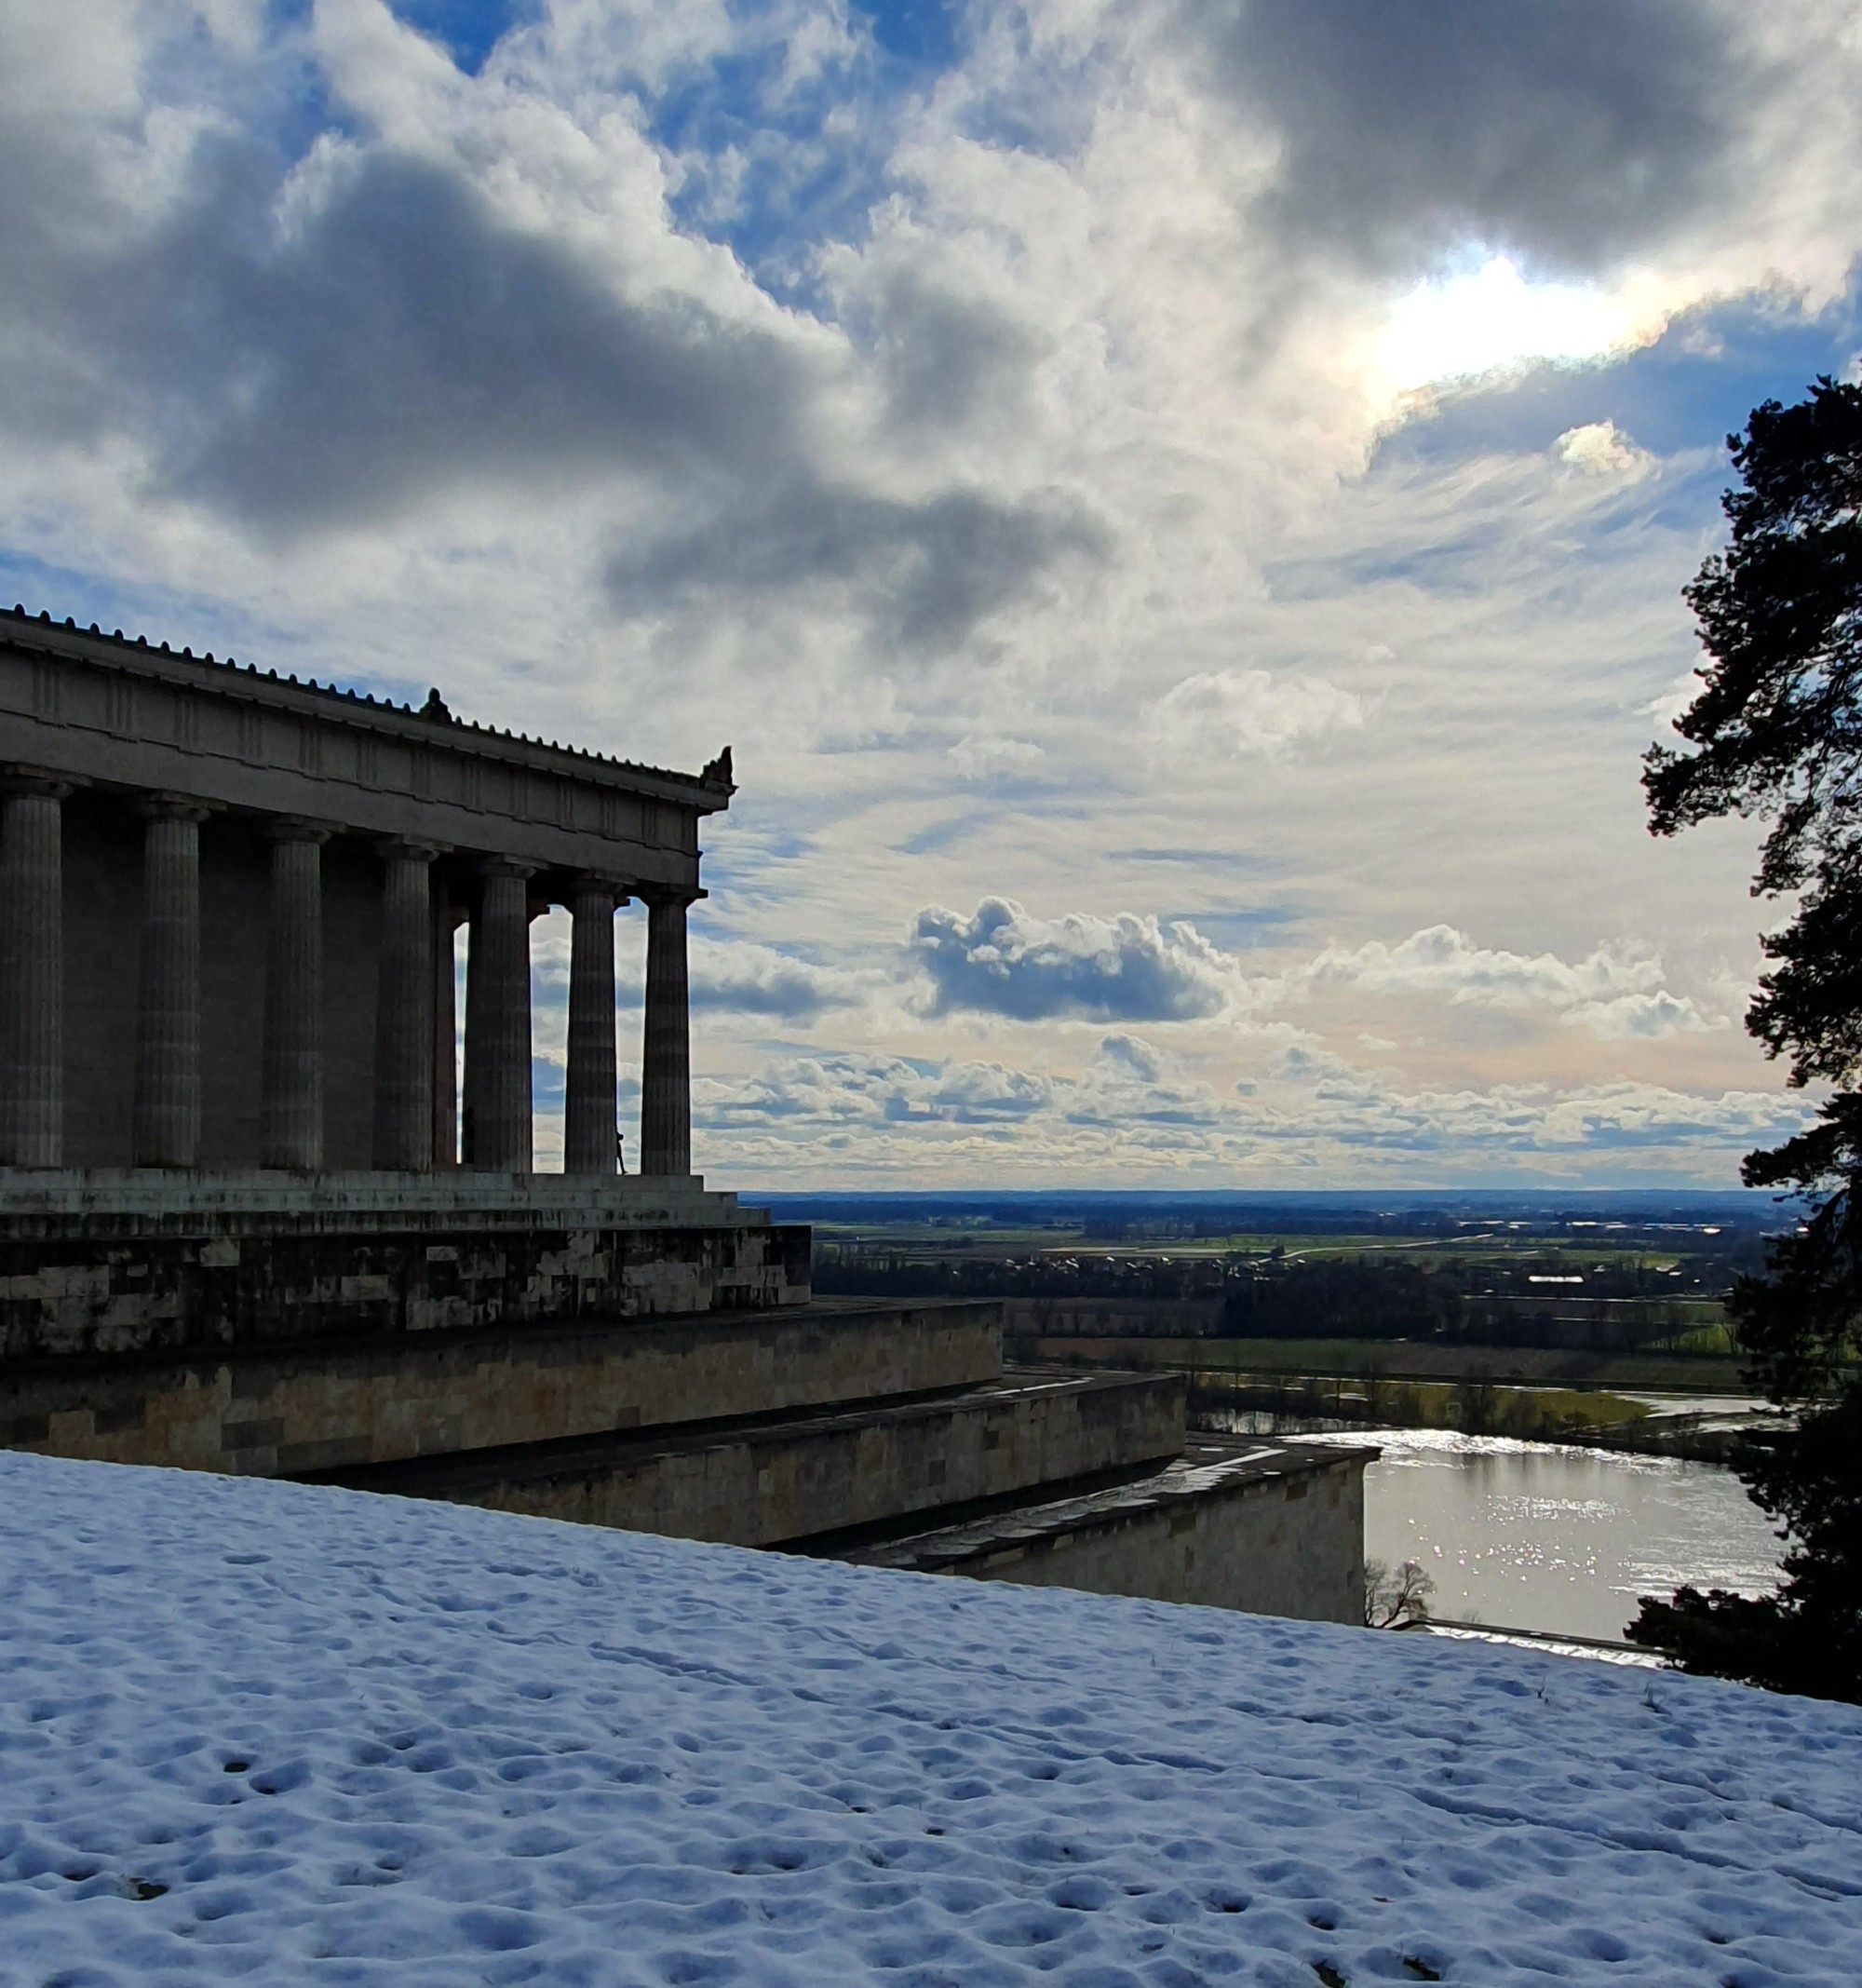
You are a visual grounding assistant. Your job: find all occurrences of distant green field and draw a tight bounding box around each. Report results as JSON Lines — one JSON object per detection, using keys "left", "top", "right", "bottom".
{"left": 815, "top": 1224, "right": 1695, "bottom": 1271}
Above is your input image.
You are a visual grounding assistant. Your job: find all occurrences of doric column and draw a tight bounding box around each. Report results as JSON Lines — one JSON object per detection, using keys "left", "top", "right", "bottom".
{"left": 432, "top": 898, "right": 461, "bottom": 1168}
{"left": 261, "top": 821, "right": 329, "bottom": 1171}
{"left": 564, "top": 877, "right": 623, "bottom": 1175}
{"left": 640, "top": 891, "right": 695, "bottom": 1177}
{"left": 373, "top": 840, "right": 439, "bottom": 1170}
{"left": 0, "top": 771, "right": 73, "bottom": 1168}
{"left": 133, "top": 795, "right": 210, "bottom": 1169}
{"left": 462, "top": 859, "right": 534, "bottom": 1171}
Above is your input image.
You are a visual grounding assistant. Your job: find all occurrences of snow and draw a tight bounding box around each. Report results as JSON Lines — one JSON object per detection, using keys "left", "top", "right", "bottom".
{"left": 3, "top": 1453, "right": 1859, "bottom": 1987}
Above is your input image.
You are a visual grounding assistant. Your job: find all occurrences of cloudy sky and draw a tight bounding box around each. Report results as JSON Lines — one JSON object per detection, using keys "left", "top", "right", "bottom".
{"left": 5, "top": 0, "right": 1859, "bottom": 1188}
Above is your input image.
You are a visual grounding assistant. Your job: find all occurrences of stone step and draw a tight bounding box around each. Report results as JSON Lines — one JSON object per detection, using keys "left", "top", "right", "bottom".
{"left": 837, "top": 1435, "right": 1378, "bottom": 1625}
{"left": 307, "top": 1367, "right": 1187, "bottom": 1550}
{"left": 0, "top": 1298, "right": 1004, "bottom": 1478}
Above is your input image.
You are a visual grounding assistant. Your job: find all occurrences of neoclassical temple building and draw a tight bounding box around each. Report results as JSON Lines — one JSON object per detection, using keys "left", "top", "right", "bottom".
{"left": 0, "top": 607, "right": 1370, "bottom": 1629}
{"left": 0, "top": 606, "right": 722, "bottom": 1178}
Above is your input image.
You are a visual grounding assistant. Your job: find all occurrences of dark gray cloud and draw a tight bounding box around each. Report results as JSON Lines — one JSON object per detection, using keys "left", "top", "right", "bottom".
{"left": 690, "top": 958, "right": 859, "bottom": 1020}
{"left": 0, "top": 104, "right": 1108, "bottom": 635}
{"left": 607, "top": 479, "right": 1109, "bottom": 655}
{"left": 870, "top": 272, "right": 1052, "bottom": 432}
{"left": 912, "top": 899, "right": 1235, "bottom": 1021}
{"left": 1196, "top": 0, "right": 1747, "bottom": 274}
{"left": 0, "top": 141, "right": 814, "bottom": 534}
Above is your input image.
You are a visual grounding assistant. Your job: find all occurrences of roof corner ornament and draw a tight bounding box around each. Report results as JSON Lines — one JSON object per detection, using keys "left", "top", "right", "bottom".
{"left": 702, "top": 744, "right": 734, "bottom": 789}
{"left": 419, "top": 687, "right": 453, "bottom": 724}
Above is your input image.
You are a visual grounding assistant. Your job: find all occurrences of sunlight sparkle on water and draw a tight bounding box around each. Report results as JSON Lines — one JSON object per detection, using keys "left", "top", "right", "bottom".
{"left": 1316, "top": 1427, "right": 1783, "bottom": 1643}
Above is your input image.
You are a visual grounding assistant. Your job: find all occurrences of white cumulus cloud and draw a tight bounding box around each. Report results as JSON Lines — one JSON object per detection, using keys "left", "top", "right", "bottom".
{"left": 912, "top": 899, "right": 1244, "bottom": 1022}
{"left": 1555, "top": 420, "right": 1655, "bottom": 480}
{"left": 1305, "top": 925, "right": 1718, "bottom": 1038}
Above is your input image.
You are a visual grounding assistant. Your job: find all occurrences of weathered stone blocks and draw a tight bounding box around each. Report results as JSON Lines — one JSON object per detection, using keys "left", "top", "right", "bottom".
{"left": 321, "top": 1368, "right": 1186, "bottom": 1549}
{"left": 1, "top": 1299, "right": 1003, "bottom": 1475}
{"left": 0, "top": 1219, "right": 811, "bottom": 1361}
{"left": 850, "top": 1438, "right": 1371, "bottom": 1625}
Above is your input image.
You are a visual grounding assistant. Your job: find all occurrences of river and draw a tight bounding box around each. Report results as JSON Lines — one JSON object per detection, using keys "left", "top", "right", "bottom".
{"left": 1314, "top": 1427, "right": 1786, "bottom": 1642}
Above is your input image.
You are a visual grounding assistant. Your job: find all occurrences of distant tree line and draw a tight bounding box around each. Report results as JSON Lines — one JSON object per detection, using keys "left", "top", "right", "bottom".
{"left": 814, "top": 1241, "right": 1737, "bottom": 1353}
{"left": 1219, "top": 1257, "right": 1722, "bottom": 1353}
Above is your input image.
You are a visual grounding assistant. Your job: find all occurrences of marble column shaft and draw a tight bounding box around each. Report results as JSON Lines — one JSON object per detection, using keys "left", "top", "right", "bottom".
{"left": 463, "top": 860, "right": 533, "bottom": 1170}
{"left": 262, "top": 826, "right": 328, "bottom": 1170}
{"left": 134, "top": 799, "right": 208, "bottom": 1169}
{"left": 374, "top": 842, "right": 438, "bottom": 1170}
{"left": 640, "top": 893, "right": 693, "bottom": 1177}
{"left": 564, "top": 879, "right": 621, "bottom": 1175}
{"left": 0, "top": 778, "right": 70, "bottom": 1167}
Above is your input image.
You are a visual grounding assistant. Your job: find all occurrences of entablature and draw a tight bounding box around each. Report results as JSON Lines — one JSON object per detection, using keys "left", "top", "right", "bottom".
{"left": 0, "top": 608, "right": 731, "bottom": 891}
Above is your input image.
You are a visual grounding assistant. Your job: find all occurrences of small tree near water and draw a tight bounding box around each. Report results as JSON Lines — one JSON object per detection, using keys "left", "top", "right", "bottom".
{"left": 1364, "top": 1558, "right": 1435, "bottom": 1630}
{"left": 1633, "top": 379, "right": 1862, "bottom": 1702}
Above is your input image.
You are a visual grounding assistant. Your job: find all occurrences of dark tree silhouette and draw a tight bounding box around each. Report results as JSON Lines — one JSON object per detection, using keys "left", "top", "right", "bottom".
{"left": 1632, "top": 378, "right": 1862, "bottom": 1701}
{"left": 1364, "top": 1558, "right": 1435, "bottom": 1630}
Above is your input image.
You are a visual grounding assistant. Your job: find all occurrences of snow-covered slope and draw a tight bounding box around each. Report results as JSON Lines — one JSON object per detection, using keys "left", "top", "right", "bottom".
{"left": 1, "top": 1452, "right": 1857, "bottom": 1986}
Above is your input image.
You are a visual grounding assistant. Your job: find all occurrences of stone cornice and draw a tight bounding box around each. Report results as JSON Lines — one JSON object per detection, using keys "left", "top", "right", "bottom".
{"left": 0, "top": 606, "right": 733, "bottom": 808}
{"left": 0, "top": 607, "right": 731, "bottom": 891}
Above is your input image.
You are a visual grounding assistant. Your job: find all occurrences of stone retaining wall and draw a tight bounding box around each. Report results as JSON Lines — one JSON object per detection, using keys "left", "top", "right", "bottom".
{"left": 1, "top": 1300, "right": 1001, "bottom": 1475}
{"left": 856, "top": 1442, "right": 1370, "bottom": 1625}
{"left": 351, "top": 1371, "right": 1185, "bottom": 1549}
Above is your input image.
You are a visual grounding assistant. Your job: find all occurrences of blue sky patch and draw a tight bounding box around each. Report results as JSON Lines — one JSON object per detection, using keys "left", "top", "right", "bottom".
{"left": 385, "top": 0, "right": 535, "bottom": 74}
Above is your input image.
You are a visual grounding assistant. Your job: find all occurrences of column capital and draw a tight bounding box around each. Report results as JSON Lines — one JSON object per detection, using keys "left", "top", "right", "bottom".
{"left": 138, "top": 791, "right": 215, "bottom": 824}
{"left": 477, "top": 856, "right": 537, "bottom": 881}
{"left": 374, "top": 837, "right": 448, "bottom": 865}
{"left": 0, "top": 765, "right": 79, "bottom": 802}
{"left": 635, "top": 884, "right": 705, "bottom": 911}
{"left": 260, "top": 815, "right": 337, "bottom": 845}
{"left": 568, "top": 872, "right": 631, "bottom": 907}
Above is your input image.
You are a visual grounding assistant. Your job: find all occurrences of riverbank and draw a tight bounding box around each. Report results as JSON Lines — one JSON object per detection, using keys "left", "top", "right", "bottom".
{"left": 1016, "top": 1332, "right": 1777, "bottom": 1458}
{"left": 1014, "top": 1331, "right": 1750, "bottom": 1391}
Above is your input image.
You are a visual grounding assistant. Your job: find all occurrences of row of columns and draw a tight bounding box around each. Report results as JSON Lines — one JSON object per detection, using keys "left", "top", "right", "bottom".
{"left": 0, "top": 775, "right": 695, "bottom": 1175}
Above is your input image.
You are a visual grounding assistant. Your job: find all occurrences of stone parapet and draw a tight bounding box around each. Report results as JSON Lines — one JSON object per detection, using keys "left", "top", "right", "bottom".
{"left": 317, "top": 1367, "right": 1186, "bottom": 1550}
{"left": 845, "top": 1436, "right": 1377, "bottom": 1625}
{"left": 0, "top": 1299, "right": 1003, "bottom": 1476}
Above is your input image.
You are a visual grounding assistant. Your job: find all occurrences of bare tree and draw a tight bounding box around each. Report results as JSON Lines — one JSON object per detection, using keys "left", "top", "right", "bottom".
{"left": 1364, "top": 1557, "right": 1436, "bottom": 1630}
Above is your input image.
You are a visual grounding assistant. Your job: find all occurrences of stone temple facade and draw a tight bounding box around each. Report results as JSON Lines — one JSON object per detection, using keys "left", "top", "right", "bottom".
{"left": 0, "top": 607, "right": 721, "bottom": 1178}
{"left": 1, "top": 608, "right": 1370, "bottom": 1624}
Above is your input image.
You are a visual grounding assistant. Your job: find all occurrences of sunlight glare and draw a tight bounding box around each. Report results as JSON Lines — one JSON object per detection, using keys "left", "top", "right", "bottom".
{"left": 1380, "top": 255, "right": 1650, "bottom": 390}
